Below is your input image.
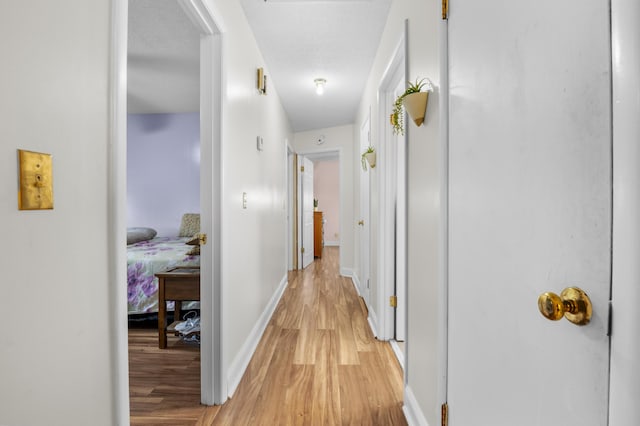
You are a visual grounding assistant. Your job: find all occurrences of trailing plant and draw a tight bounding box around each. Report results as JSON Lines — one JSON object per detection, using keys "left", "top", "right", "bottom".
{"left": 361, "top": 146, "right": 375, "bottom": 171}
{"left": 391, "top": 77, "right": 429, "bottom": 135}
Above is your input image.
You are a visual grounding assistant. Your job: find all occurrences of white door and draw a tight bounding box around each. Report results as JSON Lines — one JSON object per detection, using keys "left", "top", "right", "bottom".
{"left": 359, "top": 115, "right": 371, "bottom": 306}
{"left": 299, "top": 156, "right": 314, "bottom": 269}
{"left": 448, "top": 1, "right": 611, "bottom": 424}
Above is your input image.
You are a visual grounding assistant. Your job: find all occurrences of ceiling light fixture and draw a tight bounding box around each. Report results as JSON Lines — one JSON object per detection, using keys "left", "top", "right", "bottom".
{"left": 314, "top": 78, "right": 327, "bottom": 95}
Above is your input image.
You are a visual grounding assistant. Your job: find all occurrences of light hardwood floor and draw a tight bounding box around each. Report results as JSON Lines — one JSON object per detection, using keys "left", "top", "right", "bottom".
{"left": 129, "top": 246, "right": 406, "bottom": 425}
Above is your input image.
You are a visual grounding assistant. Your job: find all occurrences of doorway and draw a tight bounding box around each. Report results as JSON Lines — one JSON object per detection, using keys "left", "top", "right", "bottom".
{"left": 126, "top": 0, "right": 203, "bottom": 412}
{"left": 295, "top": 149, "right": 342, "bottom": 271}
{"left": 111, "top": 0, "right": 224, "bottom": 421}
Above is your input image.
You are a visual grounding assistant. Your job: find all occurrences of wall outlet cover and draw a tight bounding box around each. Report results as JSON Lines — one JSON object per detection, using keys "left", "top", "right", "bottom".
{"left": 18, "top": 149, "right": 53, "bottom": 210}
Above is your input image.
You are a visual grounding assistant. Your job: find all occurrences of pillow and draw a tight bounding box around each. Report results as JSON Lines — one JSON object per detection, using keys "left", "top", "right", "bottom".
{"left": 185, "top": 234, "right": 200, "bottom": 246}
{"left": 186, "top": 245, "right": 200, "bottom": 256}
{"left": 178, "top": 213, "right": 200, "bottom": 237}
{"left": 127, "top": 227, "right": 157, "bottom": 245}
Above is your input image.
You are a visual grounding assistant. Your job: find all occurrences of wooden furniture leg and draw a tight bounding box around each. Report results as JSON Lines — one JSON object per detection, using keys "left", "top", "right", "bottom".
{"left": 158, "top": 276, "right": 167, "bottom": 349}
{"left": 175, "top": 301, "right": 182, "bottom": 323}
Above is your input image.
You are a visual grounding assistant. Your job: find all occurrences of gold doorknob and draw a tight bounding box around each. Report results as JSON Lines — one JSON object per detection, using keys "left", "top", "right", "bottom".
{"left": 358, "top": 220, "right": 364, "bottom": 226}
{"left": 537, "top": 287, "right": 592, "bottom": 326}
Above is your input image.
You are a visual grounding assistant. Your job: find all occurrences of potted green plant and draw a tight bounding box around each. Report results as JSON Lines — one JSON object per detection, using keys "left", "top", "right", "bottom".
{"left": 391, "top": 77, "right": 432, "bottom": 135}
{"left": 361, "top": 146, "right": 376, "bottom": 171}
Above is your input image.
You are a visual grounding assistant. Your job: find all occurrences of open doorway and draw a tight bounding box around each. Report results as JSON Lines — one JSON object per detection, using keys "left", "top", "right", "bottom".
{"left": 126, "top": 0, "right": 203, "bottom": 413}
{"left": 294, "top": 149, "right": 342, "bottom": 271}
{"left": 313, "top": 156, "right": 340, "bottom": 250}
{"left": 112, "top": 0, "right": 224, "bottom": 421}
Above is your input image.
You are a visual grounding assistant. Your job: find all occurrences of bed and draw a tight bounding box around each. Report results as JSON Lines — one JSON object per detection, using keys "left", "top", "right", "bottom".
{"left": 127, "top": 214, "right": 200, "bottom": 315}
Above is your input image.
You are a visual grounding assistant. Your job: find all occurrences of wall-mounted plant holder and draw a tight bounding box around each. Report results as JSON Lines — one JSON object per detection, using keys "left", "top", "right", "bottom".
{"left": 391, "top": 77, "right": 434, "bottom": 135}
{"left": 257, "top": 67, "right": 267, "bottom": 95}
{"left": 361, "top": 147, "right": 376, "bottom": 171}
{"left": 17, "top": 149, "right": 53, "bottom": 210}
{"left": 403, "top": 91, "right": 429, "bottom": 126}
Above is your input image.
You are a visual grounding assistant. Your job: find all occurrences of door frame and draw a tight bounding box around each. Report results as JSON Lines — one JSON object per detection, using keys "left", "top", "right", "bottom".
{"left": 286, "top": 143, "right": 295, "bottom": 271}
{"left": 358, "top": 113, "right": 372, "bottom": 307}
{"left": 295, "top": 148, "right": 343, "bottom": 268}
{"left": 109, "top": 0, "right": 226, "bottom": 421}
{"left": 437, "top": 12, "right": 450, "bottom": 410}
{"left": 609, "top": 0, "right": 640, "bottom": 422}
{"left": 375, "top": 30, "right": 406, "bottom": 342}
{"left": 393, "top": 75, "right": 408, "bottom": 346}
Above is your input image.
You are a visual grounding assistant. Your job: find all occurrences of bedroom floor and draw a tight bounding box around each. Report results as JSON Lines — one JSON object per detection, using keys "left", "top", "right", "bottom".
{"left": 128, "top": 328, "right": 210, "bottom": 425}
{"left": 128, "top": 246, "right": 405, "bottom": 425}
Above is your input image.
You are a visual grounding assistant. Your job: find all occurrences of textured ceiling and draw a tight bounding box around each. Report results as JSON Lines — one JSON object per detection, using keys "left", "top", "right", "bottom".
{"left": 128, "top": 0, "right": 200, "bottom": 114}
{"left": 240, "top": 0, "right": 391, "bottom": 131}
{"left": 127, "top": 0, "right": 391, "bottom": 132}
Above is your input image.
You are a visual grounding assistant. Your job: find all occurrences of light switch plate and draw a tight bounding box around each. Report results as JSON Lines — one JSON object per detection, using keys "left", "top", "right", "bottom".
{"left": 18, "top": 149, "right": 53, "bottom": 210}
{"left": 257, "top": 136, "right": 264, "bottom": 151}
{"left": 242, "top": 192, "right": 247, "bottom": 209}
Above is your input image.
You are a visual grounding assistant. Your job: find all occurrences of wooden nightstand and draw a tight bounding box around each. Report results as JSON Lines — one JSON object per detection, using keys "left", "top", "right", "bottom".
{"left": 155, "top": 266, "right": 200, "bottom": 349}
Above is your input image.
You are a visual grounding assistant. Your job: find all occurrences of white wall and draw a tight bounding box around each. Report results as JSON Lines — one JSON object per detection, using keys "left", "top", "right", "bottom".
{"left": 209, "top": 0, "right": 293, "bottom": 397}
{"left": 293, "top": 124, "right": 355, "bottom": 275}
{"left": 354, "top": 0, "right": 442, "bottom": 424}
{"left": 0, "top": 2, "right": 114, "bottom": 425}
{"left": 313, "top": 159, "right": 340, "bottom": 245}
{"left": 127, "top": 113, "right": 200, "bottom": 236}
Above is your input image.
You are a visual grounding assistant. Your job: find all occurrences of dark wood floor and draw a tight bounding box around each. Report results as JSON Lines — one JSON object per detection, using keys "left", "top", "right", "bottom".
{"left": 129, "top": 247, "right": 406, "bottom": 425}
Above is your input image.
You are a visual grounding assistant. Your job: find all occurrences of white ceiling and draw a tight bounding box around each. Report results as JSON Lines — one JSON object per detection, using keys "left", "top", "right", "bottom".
{"left": 127, "top": 0, "right": 391, "bottom": 132}
{"left": 128, "top": 0, "right": 200, "bottom": 114}
{"left": 240, "top": 0, "right": 391, "bottom": 132}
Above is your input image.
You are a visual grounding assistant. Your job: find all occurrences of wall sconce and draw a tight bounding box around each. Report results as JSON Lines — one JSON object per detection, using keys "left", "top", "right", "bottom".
{"left": 314, "top": 78, "right": 326, "bottom": 95}
{"left": 257, "top": 67, "right": 267, "bottom": 95}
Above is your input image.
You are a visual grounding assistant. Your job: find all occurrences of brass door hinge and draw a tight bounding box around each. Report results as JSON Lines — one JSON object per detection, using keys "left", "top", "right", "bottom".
{"left": 390, "top": 295, "right": 397, "bottom": 308}
{"left": 198, "top": 233, "right": 207, "bottom": 245}
{"left": 441, "top": 403, "right": 448, "bottom": 426}
{"left": 300, "top": 165, "right": 305, "bottom": 172}
{"left": 442, "top": 0, "right": 448, "bottom": 20}
{"left": 301, "top": 247, "right": 305, "bottom": 254}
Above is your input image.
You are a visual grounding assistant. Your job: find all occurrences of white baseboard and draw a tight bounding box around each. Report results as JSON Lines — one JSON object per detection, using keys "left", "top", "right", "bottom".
{"left": 351, "top": 274, "right": 361, "bottom": 295}
{"left": 226, "top": 273, "right": 288, "bottom": 398}
{"left": 403, "top": 385, "right": 431, "bottom": 426}
{"left": 367, "top": 308, "right": 379, "bottom": 338}
{"left": 324, "top": 240, "right": 339, "bottom": 246}
{"left": 389, "top": 339, "right": 405, "bottom": 370}
{"left": 340, "top": 267, "right": 353, "bottom": 277}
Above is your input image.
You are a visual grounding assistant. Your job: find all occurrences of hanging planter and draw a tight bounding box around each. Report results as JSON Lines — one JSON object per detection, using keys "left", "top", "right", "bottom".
{"left": 402, "top": 91, "right": 429, "bottom": 127}
{"left": 361, "top": 147, "right": 376, "bottom": 171}
{"left": 391, "top": 77, "right": 433, "bottom": 135}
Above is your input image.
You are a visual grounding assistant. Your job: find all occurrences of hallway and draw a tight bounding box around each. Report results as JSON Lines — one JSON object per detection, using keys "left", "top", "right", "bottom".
{"left": 129, "top": 246, "right": 406, "bottom": 425}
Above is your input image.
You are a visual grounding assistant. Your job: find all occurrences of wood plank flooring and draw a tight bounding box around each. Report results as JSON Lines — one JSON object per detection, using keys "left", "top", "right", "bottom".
{"left": 129, "top": 247, "right": 406, "bottom": 425}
